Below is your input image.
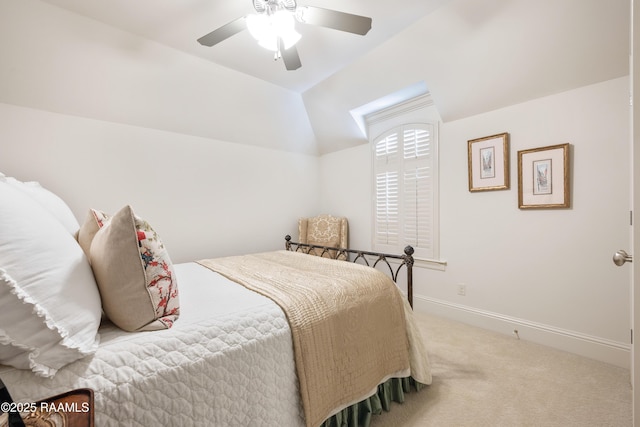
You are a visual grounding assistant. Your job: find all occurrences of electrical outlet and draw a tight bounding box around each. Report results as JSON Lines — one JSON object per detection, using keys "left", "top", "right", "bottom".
{"left": 457, "top": 284, "right": 466, "bottom": 296}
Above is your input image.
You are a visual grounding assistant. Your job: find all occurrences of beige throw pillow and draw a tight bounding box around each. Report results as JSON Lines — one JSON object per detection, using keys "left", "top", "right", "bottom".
{"left": 90, "top": 205, "right": 179, "bottom": 332}
{"left": 76, "top": 208, "right": 110, "bottom": 258}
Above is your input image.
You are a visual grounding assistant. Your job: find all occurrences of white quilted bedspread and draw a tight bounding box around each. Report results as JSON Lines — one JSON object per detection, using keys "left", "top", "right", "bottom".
{"left": 0, "top": 263, "right": 306, "bottom": 427}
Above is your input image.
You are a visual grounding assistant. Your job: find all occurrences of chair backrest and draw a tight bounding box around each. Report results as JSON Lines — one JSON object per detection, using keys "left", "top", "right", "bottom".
{"left": 298, "top": 215, "right": 348, "bottom": 256}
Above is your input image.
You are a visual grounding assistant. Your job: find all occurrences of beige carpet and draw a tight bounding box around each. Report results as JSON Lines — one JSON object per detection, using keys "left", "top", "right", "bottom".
{"left": 371, "top": 312, "right": 632, "bottom": 427}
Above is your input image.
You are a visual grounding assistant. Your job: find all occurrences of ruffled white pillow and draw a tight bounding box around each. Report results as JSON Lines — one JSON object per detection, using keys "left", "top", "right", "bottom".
{"left": 0, "top": 173, "right": 80, "bottom": 235}
{"left": 0, "top": 181, "right": 102, "bottom": 377}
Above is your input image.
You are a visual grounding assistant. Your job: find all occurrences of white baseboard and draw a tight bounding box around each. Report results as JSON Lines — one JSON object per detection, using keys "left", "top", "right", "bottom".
{"left": 414, "top": 295, "right": 631, "bottom": 369}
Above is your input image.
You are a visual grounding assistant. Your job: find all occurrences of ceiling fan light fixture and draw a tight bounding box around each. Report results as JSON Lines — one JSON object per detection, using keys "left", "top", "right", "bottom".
{"left": 247, "top": 10, "right": 301, "bottom": 52}
{"left": 279, "top": 29, "right": 301, "bottom": 50}
{"left": 197, "top": 0, "right": 372, "bottom": 71}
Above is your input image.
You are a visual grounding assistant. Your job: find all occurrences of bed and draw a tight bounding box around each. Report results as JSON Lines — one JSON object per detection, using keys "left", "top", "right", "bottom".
{"left": 0, "top": 174, "right": 431, "bottom": 427}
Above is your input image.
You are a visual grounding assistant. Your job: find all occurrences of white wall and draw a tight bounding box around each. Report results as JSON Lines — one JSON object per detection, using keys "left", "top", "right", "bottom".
{"left": 319, "top": 145, "right": 371, "bottom": 250}
{"left": 0, "top": 103, "right": 320, "bottom": 263}
{"left": 320, "top": 77, "right": 632, "bottom": 367}
{"left": 0, "top": 0, "right": 322, "bottom": 262}
{"left": 304, "top": 0, "right": 629, "bottom": 154}
{"left": 0, "top": 0, "right": 317, "bottom": 155}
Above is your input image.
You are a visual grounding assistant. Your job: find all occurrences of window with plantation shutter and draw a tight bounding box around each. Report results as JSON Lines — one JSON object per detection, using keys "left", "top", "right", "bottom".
{"left": 373, "top": 123, "right": 437, "bottom": 260}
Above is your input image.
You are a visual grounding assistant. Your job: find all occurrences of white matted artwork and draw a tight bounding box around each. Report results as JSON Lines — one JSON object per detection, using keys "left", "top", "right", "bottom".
{"left": 467, "top": 132, "right": 509, "bottom": 192}
{"left": 517, "top": 143, "right": 570, "bottom": 209}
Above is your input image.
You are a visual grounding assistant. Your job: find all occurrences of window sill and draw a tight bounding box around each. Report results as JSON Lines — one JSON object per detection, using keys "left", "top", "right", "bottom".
{"left": 414, "top": 258, "right": 447, "bottom": 271}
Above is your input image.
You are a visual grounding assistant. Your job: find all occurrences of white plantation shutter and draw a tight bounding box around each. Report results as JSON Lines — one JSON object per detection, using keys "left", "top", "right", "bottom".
{"left": 404, "top": 166, "right": 431, "bottom": 250}
{"left": 403, "top": 127, "right": 430, "bottom": 158}
{"left": 375, "top": 171, "right": 399, "bottom": 245}
{"left": 374, "top": 132, "right": 400, "bottom": 246}
{"left": 375, "top": 131, "right": 399, "bottom": 158}
{"left": 373, "top": 124, "right": 436, "bottom": 259}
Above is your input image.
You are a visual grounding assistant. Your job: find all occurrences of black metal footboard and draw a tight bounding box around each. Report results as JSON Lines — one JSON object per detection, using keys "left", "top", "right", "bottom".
{"left": 284, "top": 235, "right": 414, "bottom": 308}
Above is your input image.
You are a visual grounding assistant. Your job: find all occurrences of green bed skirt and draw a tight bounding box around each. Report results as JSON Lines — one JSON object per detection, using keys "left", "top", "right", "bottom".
{"left": 319, "top": 377, "right": 425, "bottom": 427}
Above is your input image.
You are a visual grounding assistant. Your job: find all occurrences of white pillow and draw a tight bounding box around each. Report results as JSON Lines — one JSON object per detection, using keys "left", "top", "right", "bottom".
{"left": 0, "top": 181, "right": 102, "bottom": 377}
{"left": 0, "top": 174, "right": 80, "bottom": 234}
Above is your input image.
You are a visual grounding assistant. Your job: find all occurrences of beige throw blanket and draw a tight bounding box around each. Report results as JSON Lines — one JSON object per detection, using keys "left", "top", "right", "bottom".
{"left": 198, "top": 251, "right": 431, "bottom": 427}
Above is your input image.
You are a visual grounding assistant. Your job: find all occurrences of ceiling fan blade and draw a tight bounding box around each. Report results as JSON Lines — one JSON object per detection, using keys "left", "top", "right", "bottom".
{"left": 279, "top": 38, "right": 302, "bottom": 71}
{"left": 297, "top": 6, "right": 372, "bottom": 36}
{"left": 197, "top": 17, "right": 246, "bottom": 47}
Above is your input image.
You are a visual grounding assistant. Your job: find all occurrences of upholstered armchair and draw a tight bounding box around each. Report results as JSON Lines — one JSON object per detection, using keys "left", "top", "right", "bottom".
{"left": 298, "top": 214, "right": 348, "bottom": 259}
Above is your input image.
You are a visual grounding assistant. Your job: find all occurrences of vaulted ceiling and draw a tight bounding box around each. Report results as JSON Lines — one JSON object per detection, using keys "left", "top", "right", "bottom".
{"left": 36, "top": 0, "right": 630, "bottom": 155}
{"left": 38, "top": 0, "right": 449, "bottom": 92}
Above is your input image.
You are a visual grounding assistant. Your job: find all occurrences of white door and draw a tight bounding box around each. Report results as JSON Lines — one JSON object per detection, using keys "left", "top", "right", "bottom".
{"left": 633, "top": 1, "right": 640, "bottom": 424}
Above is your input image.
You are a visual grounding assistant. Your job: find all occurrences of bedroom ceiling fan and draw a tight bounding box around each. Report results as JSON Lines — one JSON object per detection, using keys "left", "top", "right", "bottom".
{"left": 197, "top": 0, "right": 373, "bottom": 71}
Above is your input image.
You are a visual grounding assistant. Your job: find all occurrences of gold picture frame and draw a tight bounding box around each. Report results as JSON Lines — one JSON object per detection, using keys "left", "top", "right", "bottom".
{"left": 467, "top": 132, "right": 510, "bottom": 192}
{"left": 517, "top": 143, "right": 570, "bottom": 209}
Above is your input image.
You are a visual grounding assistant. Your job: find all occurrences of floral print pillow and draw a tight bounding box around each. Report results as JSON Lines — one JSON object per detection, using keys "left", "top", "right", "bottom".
{"left": 89, "top": 205, "right": 180, "bottom": 332}
{"left": 134, "top": 214, "right": 180, "bottom": 329}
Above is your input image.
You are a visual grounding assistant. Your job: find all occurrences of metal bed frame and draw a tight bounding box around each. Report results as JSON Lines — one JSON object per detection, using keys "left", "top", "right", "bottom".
{"left": 284, "top": 235, "right": 415, "bottom": 307}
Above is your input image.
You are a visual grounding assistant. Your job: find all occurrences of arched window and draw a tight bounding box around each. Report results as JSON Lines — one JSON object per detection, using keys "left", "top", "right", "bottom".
{"left": 373, "top": 123, "right": 437, "bottom": 260}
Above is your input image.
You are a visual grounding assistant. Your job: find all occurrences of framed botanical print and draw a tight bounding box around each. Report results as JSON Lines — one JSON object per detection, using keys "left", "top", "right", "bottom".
{"left": 467, "top": 133, "right": 510, "bottom": 192}
{"left": 517, "top": 143, "right": 570, "bottom": 209}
